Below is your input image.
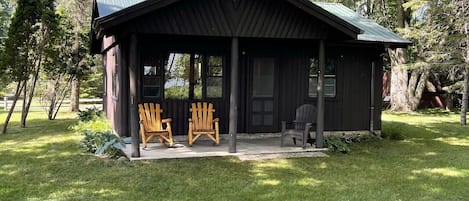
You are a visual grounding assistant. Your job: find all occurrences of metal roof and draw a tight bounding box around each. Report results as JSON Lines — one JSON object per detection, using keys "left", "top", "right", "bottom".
{"left": 95, "top": 0, "right": 410, "bottom": 46}
{"left": 96, "top": 0, "right": 145, "bottom": 17}
{"left": 313, "top": 2, "right": 411, "bottom": 45}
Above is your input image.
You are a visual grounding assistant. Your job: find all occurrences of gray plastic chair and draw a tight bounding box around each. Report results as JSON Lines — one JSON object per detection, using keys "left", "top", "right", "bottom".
{"left": 280, "top": 104, "right": 316, "bottom": 149}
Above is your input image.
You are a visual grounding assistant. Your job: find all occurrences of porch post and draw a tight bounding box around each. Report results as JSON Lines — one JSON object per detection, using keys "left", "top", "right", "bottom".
{"left": 316, "top": 40, "right": 325, "bottom": 148}
{"left": 129, "top": 34, "right": 140, "bottom": 157}
{"left": 370, "top": 61, "right": 376, "bottom": 134}
{"left": 229, "top": 37, "right": 239, "bottom": 153}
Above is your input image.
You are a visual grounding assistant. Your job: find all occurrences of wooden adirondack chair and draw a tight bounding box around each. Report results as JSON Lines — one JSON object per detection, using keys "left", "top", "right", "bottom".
{"left": 280, "top": 104, "right": 316, "bottom": 149}
{"left": 138, "top": 103, "right": 174, "bottom": 149}
{"left": 188, "top": 102, "right": 220, "bottom": 146}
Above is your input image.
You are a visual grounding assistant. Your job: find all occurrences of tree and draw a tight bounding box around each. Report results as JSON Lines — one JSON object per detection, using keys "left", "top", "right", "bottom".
{"left": 1, "top": 0, "right": 58, "bottom": 134}
{"left": 0, "top": 0, "right": 12, "bottom": 90}
{"left": 447, "top": 0, "right": 469, "bottom": 125}
{"left": 56, "top": 0, "right": 93, "bottom": 112}
{"left": 39, "top": 8, "right": 75, "bottom": 120}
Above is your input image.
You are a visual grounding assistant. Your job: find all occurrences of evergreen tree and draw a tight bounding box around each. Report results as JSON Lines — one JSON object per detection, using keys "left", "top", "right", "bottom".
{"left": 1, "top": 0, "right": 58, "bottom": 134}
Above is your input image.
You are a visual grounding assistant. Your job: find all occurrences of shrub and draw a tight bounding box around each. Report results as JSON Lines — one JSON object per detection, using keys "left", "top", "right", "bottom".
{"left": 80, "top": 130, "right": 126, "bottom": 159}
{"left": 77, "top": 107, "right": 103, "bottom": 122}
{"left": 382, "top": 124, "right": 405, "bottom": 141}
{"left": 325, "top": 136, "right": 351, "bottom": 154}
{"left": 70, "top": 116, "right": 111, "bottom": 134}
{"left": 72, "top": 112, "right": 125, "bottom": 159}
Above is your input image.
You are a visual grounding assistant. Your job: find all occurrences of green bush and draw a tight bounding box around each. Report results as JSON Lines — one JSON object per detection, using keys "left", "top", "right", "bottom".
{"left": 70, "top": 116, "right": 111, "bottom": 134}
{"left": 79, "top": 130, "right": 125, "bottom": 159}
{"left": 77, "top": 107, "right": 103, "bottom": 122}
{"left": 72, "top": 113, "right": 125, "bottom": 159}
{"left": 325, "top": 136, "right": 351, "bottom": 154}
{"left": 382, "top": 124, "right": 405, "bottom": 141}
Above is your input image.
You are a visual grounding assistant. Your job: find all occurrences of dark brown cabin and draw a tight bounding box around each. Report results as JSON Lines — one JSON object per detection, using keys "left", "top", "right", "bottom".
{"left": 90, "top": 0, "right": 411, "bottom": 157}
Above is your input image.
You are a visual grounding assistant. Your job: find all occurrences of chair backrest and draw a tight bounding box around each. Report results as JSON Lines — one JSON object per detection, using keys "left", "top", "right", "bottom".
{"left": 294, "top": 104, "right": 316, "bottom": 130}
{"left": 138, "top": 103, "right": 163, "bottom": 131}
{"left": 190, "top": 102, "right": 215, "bottom": 130}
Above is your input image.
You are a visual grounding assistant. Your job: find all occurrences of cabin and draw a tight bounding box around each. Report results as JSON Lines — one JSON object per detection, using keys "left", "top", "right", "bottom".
{"left": 90, "top": 0, "right": 410, "bottom": 157}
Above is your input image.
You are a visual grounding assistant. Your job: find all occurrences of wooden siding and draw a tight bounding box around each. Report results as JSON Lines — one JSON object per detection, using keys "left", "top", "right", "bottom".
{"left": 237, "top": 39, "right": 383, "bottom": 133}
{"left": 110, "top": 35, "right": 383, "bottom": 136}
{"left": 116, "top": 0, "right": 349, "bottom": 40}
{"left": 138, "top": 37, "right": 231, "bottom": 135}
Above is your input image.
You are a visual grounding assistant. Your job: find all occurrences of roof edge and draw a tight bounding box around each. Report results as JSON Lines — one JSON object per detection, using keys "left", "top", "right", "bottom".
{"left": 92, "top": 0, "right": 364, "bottom": 40}
{"left": 287, "top": 0, "right": 362, "bottom": 39}
{"left": 93, "top": 0, "right": 181, "bottom": 38}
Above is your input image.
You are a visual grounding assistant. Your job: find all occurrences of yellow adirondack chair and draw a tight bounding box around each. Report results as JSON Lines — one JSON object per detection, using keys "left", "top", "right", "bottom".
{"left": 138, "top": 103, "right": 174, "bottom": 149}
{"left": 188, "top": 102, "right": 220, "bottom": 146}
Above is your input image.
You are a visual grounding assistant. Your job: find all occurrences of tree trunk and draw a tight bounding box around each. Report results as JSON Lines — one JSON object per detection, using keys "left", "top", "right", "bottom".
{"left": 461, "top": 66, "right": 469, "bottom": 125}
{"left": 461, "top": 21, "right": 469, "bottom": 125}
{"left": 21, "top": 80, "right": 27, "bottom": 128}
{"left": 21, "top": 48, "right": 43, "bottom": 128}
{"left": 389, "top": 48, "right": 411, "bottom": 111}
{"left": 408, "top": 68, "right": 430, "bottom": 110}
{"left": 2, "top": 82, "right": 25, "bottom": 134}
{"left": 70, "top": 76, "right": 80, "bottom": 112}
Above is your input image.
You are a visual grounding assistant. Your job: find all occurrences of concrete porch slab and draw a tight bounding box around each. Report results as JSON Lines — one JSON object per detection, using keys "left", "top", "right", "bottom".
{"left": 123, "top": 136, "right": 328, "bottom": 161}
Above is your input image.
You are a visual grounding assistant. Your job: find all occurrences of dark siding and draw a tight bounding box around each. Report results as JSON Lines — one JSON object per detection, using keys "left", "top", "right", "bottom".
{"left": 160, "top": 99, "right": 229, "bottom": 135}
{"left": 138, "top": 36, "right": 231, "bottom": 135}
{"left": 114, "top": 34, "right": 384, "bottom": 135}
{"left": 235, "top": 39, "right": 383, "bottom": 133}
{"left": 118, "top": 0, "right": 343, "bottom": 39}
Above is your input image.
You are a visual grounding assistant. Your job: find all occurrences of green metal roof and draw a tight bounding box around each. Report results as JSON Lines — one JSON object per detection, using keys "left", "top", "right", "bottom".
{"left": 313, "top": 2, "right": 411, "bottom": 45}
{"left": 94, "top": 0, "right": 410, "bottom": 46}
{"left": 96, "top": 0, "right": 144, "bottom": 17}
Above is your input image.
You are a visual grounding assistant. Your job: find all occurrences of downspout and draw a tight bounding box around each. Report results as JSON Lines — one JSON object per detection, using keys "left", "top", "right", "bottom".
{"left": 370, "top": 61, "right": 375, "bottom": 135}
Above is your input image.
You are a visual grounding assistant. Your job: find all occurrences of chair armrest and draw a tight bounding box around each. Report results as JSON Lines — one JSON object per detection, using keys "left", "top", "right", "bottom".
{"left": 213, "top": 118, "right": 219, "bottom": 122}
{"left": 162, "top": 118, "right": 172, "bottom": 123}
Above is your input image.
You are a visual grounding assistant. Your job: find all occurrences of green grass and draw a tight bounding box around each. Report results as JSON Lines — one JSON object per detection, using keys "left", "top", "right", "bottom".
{"left": 1, "top": 110, "right": 469, "bottom": 201}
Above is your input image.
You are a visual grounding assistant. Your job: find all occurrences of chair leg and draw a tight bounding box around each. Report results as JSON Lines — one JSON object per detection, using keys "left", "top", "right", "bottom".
{"left": 280, "top": 133, "right": 284, "bottom": 147}
{"left": 188, "top": 123, "right": 193, "bottom": 146}
{"left": 141, "top": 133, "right": 147, "bottom": 149}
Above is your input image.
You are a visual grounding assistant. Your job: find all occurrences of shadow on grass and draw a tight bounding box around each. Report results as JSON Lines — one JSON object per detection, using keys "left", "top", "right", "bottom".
{"left": 383, "top": 108, "right": 460, "bottom": 117}
{"left": 1, "top": 112, "right": 469, "bottom": 200}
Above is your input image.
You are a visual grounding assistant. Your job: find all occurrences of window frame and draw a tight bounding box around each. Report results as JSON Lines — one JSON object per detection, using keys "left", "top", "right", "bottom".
{"left": 308, "top": 57, "right": 337, "bottom": 98}
{"left": 111, "top": 47, "right": 119, "bottom": 100}
{"left": 143, "top": 52, "right": 225, "bottom": 101}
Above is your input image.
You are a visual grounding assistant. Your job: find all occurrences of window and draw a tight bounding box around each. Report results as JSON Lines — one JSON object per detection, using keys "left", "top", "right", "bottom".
{"left": 206, "top": 56, "right": 223, "bottom": 98}
{"left": 309, "top": 58, "right": 336, "bottom": 97}
{"left": 149, "top": 53, "right": 223, "bottom": 100}
{"left": 143, "top": 65, "right": 163, "bottom": 98}
{"left": 164, "top": 53, "right": 191, "bottom": 99}
{"left": 111, "top": 49, "right": 119, "bottom": 99}
{"left": 103, "top": 54, "right": 107, "bottom": 95}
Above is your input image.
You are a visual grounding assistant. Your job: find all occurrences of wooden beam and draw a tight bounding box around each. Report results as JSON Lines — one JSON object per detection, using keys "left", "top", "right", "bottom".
{"left": 370, "top": 61, "right": 376, "bottom": 134}
{"left": 129, "top": 34, "right": 140, "bottom": 157}
{"left": 316, "top": 40, "right": 325, "bottom": 148}
{"left": 229, "top": 37, "right": 239, "bottom": 153}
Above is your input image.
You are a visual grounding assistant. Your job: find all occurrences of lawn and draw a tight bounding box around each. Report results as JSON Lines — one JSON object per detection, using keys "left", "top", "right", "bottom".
{"left": 1, "top": 110, "right": 469, "bottom": 201}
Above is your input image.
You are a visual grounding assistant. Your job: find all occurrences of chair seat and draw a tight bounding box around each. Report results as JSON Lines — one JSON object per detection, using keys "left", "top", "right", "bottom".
{"left": 146, "top": 130, "right": 170, "bottom": 134}
{"left": 193, "top": 130, "right": 216, "bottom": 134}
{"left": 282, "top": 129, "right": 305, "bottom": 136}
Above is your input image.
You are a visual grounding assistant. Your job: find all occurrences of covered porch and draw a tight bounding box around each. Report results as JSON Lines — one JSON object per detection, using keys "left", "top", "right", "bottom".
{"left": 122, "top": 134, "right": 328, "bottom": 161}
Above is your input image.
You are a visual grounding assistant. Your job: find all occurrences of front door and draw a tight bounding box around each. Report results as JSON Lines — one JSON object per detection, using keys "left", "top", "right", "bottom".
{"left": 248, "top": 57, "right": 278, "bottom": 132}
